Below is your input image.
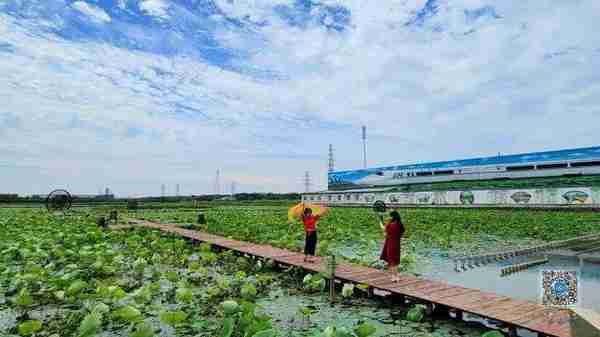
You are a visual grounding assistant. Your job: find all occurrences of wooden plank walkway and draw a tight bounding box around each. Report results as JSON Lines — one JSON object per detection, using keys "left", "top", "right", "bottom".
{"left": 117, "top": 220, "right": 576, "bottom": 337}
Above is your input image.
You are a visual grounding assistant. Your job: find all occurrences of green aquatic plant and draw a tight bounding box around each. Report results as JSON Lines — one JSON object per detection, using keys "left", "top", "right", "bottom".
{"left": 241, "top": 283, "right": 258, "bottom": 301}
{"left": 130, "top": 322, "right": 155, "bottom": 337}
{"left": 159, "top": 310, "right": 188, "bottom": 327}
{"left": 302, "top": 274, "right": 327, "bottom": 293}
{"left": 482, "top": 331, "right": 504, "bottom": 337}
{"left": 341, "top": 284, "right": 354, "bottom": 299}
{"left": 12, "top": 288, "right": 33, "bottom": 308}
{"left": 18, "top": 320, "right": 42, "bottom": 336}
{"left": 67, "top": 280, "right": 88, "bottom": 297}
{"left": 112, "top": 305, "right": 143, "bottom": 323}
{"left": 221, "top": 300, "right": 240, "bottom": 315}
{"left": 175, "top": 287, "right": 194, "bottom": 304}
{"left": 318, "top": 323, "right": 377, "bottom": 337}
{"left": 406, "top": 305, "right": 426, "bottom": 322}
{"left": 218, "top": 299, "right": 273, "bottom": 337}
{"left": 78, "top": 312, "right": 102, "bottom": 337}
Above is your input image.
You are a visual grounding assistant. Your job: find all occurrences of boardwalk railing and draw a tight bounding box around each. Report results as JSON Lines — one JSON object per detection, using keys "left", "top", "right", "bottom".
{"left": 453, "top": 233, "right": 600, "bottom": 272}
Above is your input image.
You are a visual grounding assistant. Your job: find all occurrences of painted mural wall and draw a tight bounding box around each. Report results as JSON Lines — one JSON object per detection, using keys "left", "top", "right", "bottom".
{"left": 303, "top": 187, "right": 600, "bottom": 205}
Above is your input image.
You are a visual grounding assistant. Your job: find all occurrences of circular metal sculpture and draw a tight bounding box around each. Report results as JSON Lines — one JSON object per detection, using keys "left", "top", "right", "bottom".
{"left": 373, "top": 200, "right": 387, "bottom": 214}
{"left": 96, "top": 216, "right": 107, "bottom": 229}
{"left": 45, "top": 189, "right": 72, "bottom": 212}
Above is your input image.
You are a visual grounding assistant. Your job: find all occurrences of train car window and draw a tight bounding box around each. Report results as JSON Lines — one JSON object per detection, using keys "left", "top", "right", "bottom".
{"left": 571, "top": 161, "right": 600, "bottom": 168}
{"left": 376, "top": 171, "right": 384, "bottom": 176}
{"left": 345, "top": 194, "right": 351, "bottom": 200}
{"left": 328, "top": 195, "right": 332, "bottom": 201}
{"left": 337, "top": 195, "right": 342, "bottom": 201}
{"left": 354, "top": 194, "right": 360, "bottom": 200}
{"left": 538, "top": 163, "right": 568, "bottom": 169}
{"left": 416, "top": 171, "right": 433, "bottom": 176}
{"left": 317, "top": 196, "right": 321, "bottom": 201}
{"left": 506, "top": 165, "right": 535, "bottom": 171}
{"left": 435, "top": 170, "right": 454, "bottom": 175}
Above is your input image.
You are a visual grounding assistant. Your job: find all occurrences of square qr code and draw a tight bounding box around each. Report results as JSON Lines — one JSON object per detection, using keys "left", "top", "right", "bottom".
{"left": 541, "top": 270, "right": 578, "bottom": 307}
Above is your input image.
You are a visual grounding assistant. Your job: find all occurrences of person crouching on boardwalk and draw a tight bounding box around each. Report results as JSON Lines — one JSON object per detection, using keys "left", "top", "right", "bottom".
{"left": 301, "top": 207, "right": 327, "bottom": 263}
{"left": 379, "top": 210, "right": 405, "bottom": 282}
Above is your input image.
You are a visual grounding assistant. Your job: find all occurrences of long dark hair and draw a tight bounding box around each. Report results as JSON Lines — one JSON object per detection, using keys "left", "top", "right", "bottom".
{"left": 303, "top": 208, "right": 312, "bottom": 218}
{"left": 389, "top": 210, "right": 402, "bottom": 223}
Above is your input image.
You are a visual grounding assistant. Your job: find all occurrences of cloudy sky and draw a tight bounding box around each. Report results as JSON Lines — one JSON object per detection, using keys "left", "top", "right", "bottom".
{"left": 1, "top": 0, "right": 599, "bottom": 197}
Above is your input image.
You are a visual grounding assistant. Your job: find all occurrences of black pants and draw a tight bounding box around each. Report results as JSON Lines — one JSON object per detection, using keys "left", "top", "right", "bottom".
{"left": 304, "top": 231, "right": 317, "bottom": 256}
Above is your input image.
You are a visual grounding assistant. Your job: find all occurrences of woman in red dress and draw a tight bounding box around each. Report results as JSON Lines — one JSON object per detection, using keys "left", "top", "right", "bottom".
{"left": 379, "top": 210, "right": 405, "bottom": 282}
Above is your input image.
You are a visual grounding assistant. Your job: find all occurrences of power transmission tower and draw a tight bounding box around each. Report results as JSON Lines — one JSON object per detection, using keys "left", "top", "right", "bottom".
{"left": 215, "top": 170, "right": 220, "bottom": 195}
{"left": 176, "top": 184, "right": 180, "bottom": 197}
{"left": 304, "top": 171, "right": 311, "bottom": 193}
{"left": 328, "top": 144, "right": 335, "bottom": 172}
{"left": 161, "top": 184, "right": 165, "bottom": 197}
{"left": 231, "top": 181, "right": 236, "bottom": 196}
{"left": 362, "top": 126, "right": 367, "bottom": 169}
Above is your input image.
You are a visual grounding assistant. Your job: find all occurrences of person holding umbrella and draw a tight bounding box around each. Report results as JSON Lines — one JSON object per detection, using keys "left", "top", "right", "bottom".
{"left": 379, "top": 210, "right": 405, "bottom": 282}
{"left": 301, "top": 205, "right": 328, "bottom": 263}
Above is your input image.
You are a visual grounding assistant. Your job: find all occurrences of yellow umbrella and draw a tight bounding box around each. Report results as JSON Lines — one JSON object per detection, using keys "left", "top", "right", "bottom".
{"left": 288, "top": 202, "right": 327, "bottom": 222}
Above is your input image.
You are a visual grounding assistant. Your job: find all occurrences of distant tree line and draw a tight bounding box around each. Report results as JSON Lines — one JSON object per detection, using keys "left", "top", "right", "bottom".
{"left": 0, "top": 194, "right": 19, "bottom": 202}
{"left": 1, "top": 194, "right": 116, "bottom": 204}
{"left": 0, "top": 192, "right": 301, "bottom": 204}
{"left": 134, "top": 193, "right": 301, "bottom": 202}
{"left": 191, "top": 193, "right": 301, "bottom": 201}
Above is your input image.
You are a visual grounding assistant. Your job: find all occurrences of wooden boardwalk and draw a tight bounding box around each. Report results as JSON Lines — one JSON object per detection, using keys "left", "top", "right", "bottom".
{"left": 119, "top": 220, "right": 575, "bottom": 337}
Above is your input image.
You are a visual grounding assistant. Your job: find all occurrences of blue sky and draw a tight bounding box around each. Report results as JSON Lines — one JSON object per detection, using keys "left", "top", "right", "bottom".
{"left": 1, "top": 0, "right": 600, "bottom": 197}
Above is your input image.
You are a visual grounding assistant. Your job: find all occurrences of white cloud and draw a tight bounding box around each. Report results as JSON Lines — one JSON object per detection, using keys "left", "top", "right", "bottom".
{"left": 214, "top": 0, "right": 292, "bottom": 22}
{"left": 139, "top": 0, "right": 169, "bottom": 20}
{"left": 71, "top": 1, "right": 111, "bottom": 24}
{"left": 2, "top": 1, "right": 600, "bottom": 196}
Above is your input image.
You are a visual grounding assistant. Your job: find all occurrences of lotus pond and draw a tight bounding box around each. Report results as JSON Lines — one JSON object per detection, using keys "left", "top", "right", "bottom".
{"left": 135, "top": 205, "right": 600, "bottom": 311}
{"left": 136, "top": 205, "right": 600, "bottom": 266}
{"left": 1, "top": 208, "right": 493, "bottom": 337}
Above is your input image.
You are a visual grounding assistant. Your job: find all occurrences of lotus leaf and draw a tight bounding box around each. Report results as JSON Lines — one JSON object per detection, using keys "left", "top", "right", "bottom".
{"left": 112, "top": 305, "right": 142, "bottom": 323}
{"left": 241, "top": 283, "right": 257, "bottom": 300}
{"left": 159, "top": 310, "right": 188, "bottom": 326}
{"left": 18, "top": 320, "right": 42, "bottom": 336}
{"left": 130, "top": 322, "right": 154, "bottom": 337}
{"left": 78, "top": 312, "right": 102, "bottom": 337}
{"left": 67, "top": 280, "right": 88, "bottom": 296}
{"left": 175, "top": 287, "right": 194, "bottom": 304}
{"left": 221, "top": 300, "right": 240, "bottom": 315}
{"left": 353, "top": 323, "right": 376, "bottom": 337}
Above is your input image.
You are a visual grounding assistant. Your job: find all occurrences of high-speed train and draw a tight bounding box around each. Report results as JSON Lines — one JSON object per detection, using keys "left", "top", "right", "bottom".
{"left": 302, "top": 146, "right": 600, "bottom": 206}
{"left": 327, "top": 146, "right": 600, "bottom": 190}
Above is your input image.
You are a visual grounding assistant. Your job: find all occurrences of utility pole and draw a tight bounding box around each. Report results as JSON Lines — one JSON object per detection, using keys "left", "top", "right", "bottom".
{"left": 362, "top": 126, "right": 367, "bottom": 169}
{"left": 161, "top": 184, "right": 165, "bottom": 197}
{"left": 328, "top": 144, "right": 335, "bottom": 172}
{"left": 304, "top": 171, "right": 311, "bottom": 193}
{"left": 176, "top": 184, "right": 180, "bottom": 197}
{"left": 231, "top": 181, "right": 236, "bottom": 196}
